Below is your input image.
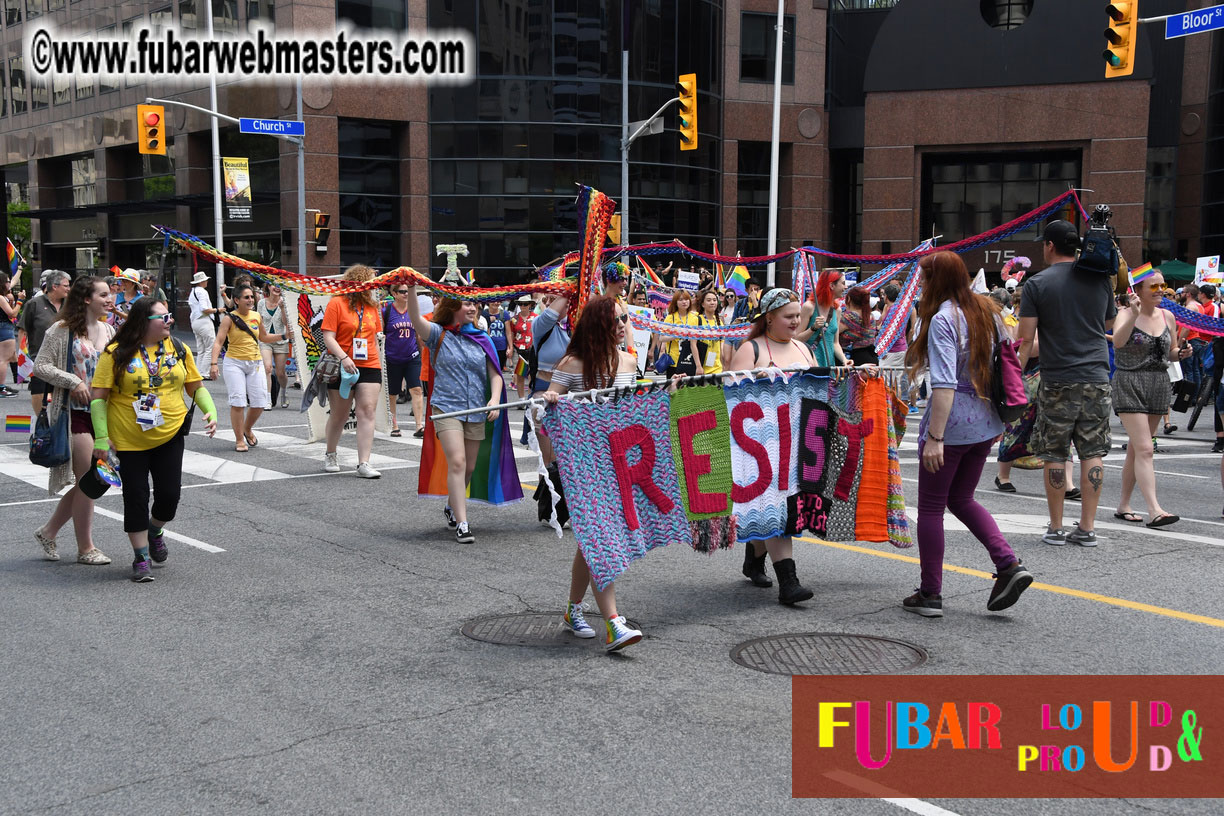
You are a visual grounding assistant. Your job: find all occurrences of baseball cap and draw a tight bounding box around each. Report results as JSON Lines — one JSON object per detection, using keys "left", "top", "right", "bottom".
{"left": 1041, "top": 220, "right": 1080, "bottom": 254}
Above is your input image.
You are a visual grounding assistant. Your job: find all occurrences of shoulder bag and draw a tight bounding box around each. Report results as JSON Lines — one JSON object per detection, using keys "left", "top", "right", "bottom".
{"left": 29, "top": 332, "right": 72, "bottom": 468}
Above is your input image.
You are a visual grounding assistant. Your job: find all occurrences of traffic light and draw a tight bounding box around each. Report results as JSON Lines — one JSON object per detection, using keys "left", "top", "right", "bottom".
{"left": 137, "top": 104, "right": 166, "bottom": 155}
{"left": 607, "top": 214, "right": 621, "bottom": 245}
{"left": 677, "top": 73, "right": 697, "bottom": 151}
{"left": 1104, "top": 2, "right": 1137, "bottom": 78}
{"left": 313, "top": 212, "right": 330, "bottom": 252}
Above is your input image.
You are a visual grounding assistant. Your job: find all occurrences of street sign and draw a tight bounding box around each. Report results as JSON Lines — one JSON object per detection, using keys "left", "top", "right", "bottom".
{"left": 1165, "top": 4, "right": 1224, "bottom": 39}
{"left": 238, "top": 117, "right": 305, "bottom": 137}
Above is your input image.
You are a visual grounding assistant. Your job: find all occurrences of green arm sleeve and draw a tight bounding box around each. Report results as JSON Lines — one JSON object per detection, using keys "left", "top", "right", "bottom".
{"left": 192, "top": 386, "right": 217, "bottom": 419}
{"left": 90, "top": 398, "right": 109, "bottom": 450}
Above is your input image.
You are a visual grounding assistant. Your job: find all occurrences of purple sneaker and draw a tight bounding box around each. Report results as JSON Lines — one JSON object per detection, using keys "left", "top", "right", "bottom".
{"left": 149, "top": 529, "right": 168, "bottom": 563}
{"left": 131, "top": 558, "right": 154, "bottom": 583}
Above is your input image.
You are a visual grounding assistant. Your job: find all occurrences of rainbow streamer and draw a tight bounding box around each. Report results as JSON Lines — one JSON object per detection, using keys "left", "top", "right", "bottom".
{"left": 574, "top": 186, "right": 617, "bottom": 322}
{"left": 1128, "top": 263, "right": 1154, "bottom": 287}
{"left": 5, "top": 414, "right": 31, "bottom": 433}
{"left": 713, "top": 265, "right": 726, "bottom": 291}
{"left": 640, "top": 256, "right": 664, "bottom": 286}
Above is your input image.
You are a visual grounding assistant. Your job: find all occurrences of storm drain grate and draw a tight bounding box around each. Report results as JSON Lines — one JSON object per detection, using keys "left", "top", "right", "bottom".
{"left": 730, "top": 633, "right": 927, "bottom": 675}
{"left": 461, "top": 612, "right": 639, "bottom": 647}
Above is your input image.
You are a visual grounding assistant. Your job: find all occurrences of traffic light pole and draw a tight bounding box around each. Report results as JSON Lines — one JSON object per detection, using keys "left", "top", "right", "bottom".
{"left": 620, "top": 94, "right": 681, "bottom": 251}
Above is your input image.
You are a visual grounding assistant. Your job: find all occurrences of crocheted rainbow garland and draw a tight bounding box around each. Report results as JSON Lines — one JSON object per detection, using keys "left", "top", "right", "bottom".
{"left": 1162, "top": 298, "right": 1224, "bottom": 337}
{"left": 575, "top": 186, "right": 617, "bottom": 320}
{"left": 626, "top": 310, "right": 751, "bottom": 341}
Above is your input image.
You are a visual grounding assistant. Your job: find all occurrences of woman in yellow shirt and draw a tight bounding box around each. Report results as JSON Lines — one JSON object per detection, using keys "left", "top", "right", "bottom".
{"left": 695, "top": 288, "right": 723, "bottom": 374}
{"left": 651, "top": 289, "right": 702, "bottom": 377}
{"left": 208, "top": 283, "right": 287, "bottom": 451}
{"left": 90, "top": 297, "right": 218, "bottom": 582}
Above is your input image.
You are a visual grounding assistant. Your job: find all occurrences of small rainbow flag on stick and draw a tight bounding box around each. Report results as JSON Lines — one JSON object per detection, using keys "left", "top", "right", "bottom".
{"left": 6, "top": 238, "right": 21, "bottom": 276}
{"left": 727, "top": 260, "right": 750, "bottom": 296}
{"left": 1128, "top": 262, "right": 1155, "bottom": 287}
{"left": 640, "top": 256, "right": 664, "bottom": 286}
{"left": 5, "top": 414, "right": 32, "bottom": 433}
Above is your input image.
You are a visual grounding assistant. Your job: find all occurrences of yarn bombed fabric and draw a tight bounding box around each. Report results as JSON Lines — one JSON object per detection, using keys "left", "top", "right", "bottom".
{"left": 542, "top": 371, "right": 910, "bottom": 589}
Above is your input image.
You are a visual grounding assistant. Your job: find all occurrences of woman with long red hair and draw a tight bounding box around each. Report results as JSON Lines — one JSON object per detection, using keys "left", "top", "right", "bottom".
{"left": 903, "top": 251, "right": 1032, "bottom": 618}
{"left": 798, "top": 269, "right": 849, "bottom": 367}
{"left": 840, "top": 285, "right": 878, "bottom": 365}
{"left": 542, "top": 296, "right": 644, "bottom": 651}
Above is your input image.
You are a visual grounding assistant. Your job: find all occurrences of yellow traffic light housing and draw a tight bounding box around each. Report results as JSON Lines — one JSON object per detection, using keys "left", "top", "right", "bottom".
{"left": 1104, "top": 2, "right": 1137, "bottom": 78}
{"left": 313, "top": 212, "right": 330, "bottom": 252}
{"left": 137, "top": 104, "right": 166, "bottom": 155}
{"left": 607, "top": 214, "right": 621, "bottom": 245}
{"left": 677, "top": 73, "right": 697, "bottom": 151}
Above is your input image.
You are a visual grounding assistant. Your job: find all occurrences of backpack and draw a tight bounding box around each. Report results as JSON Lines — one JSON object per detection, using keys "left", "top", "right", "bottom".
{"left": 991, "top": 324, "right": 1029, "bottom": 424}
{"left": 1072, "top": 225, "right": 1117, "bottom": 276}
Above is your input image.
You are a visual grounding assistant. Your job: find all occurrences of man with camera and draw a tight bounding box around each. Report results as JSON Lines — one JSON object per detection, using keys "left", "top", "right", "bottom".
{"left": 1017, "top": 219, "right": 1117, "bottom": 548}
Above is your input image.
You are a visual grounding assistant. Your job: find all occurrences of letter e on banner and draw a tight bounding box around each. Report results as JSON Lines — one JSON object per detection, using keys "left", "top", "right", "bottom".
{"left": 676, "top": 410, "right": 729, "bottom": 515}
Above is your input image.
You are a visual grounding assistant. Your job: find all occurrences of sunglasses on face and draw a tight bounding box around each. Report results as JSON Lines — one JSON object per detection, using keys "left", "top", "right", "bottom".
{"left": 1145, "top": 282, "right": 1163, "bottom": 292}
{"left": 147, "top": 313, "right": 173, "bottom": 324}
{"left": 617, "top": 314, "right": 629, "bottom": 324}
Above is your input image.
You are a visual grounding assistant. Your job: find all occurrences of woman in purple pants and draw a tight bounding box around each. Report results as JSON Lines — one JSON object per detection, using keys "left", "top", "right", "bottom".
{"left": 903, "top": 251, "right": 1034, "bottom": 618}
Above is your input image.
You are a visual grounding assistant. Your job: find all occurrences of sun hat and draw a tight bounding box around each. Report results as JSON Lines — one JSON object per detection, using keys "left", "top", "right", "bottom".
{"left": 117, "top": 268, "right": 141, "bottom": 284}
{"left": 338, "top": 365, "right": 361, "bottom": 399}
{"left": 190, "top": 271, "right": 210, "bottom": 285}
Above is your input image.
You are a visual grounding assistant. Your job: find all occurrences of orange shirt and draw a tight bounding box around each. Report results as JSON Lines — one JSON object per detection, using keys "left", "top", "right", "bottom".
{"left": 321, "top": 296, "right": 382, "bottom": 369}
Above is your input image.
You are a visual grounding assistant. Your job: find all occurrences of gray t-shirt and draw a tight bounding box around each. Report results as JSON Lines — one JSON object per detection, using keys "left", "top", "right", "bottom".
{"left": 1018, "top": 261, "right": 1117, "bottom": 384}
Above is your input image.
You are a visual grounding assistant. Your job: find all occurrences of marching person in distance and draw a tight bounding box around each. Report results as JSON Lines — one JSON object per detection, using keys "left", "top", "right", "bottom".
{"left": 403, "top": 287, "right": 504, "bottom": 543}
{"left": 541, "top": 296, "right": 644, "bottom": 652}
{"left": 383, "top": 284, "right": 425, "bottom": 438}
{"left": 1111, "top": 271, "right": 1191, "bottom": 527}
{"left": 728, "top": 287, "right": 816, "bottom": 605}
{"left": 798, "top": 269, "right": 849, "bottom": 368}
{"left": 21, "top": 269, "right": 71, "bottom": 416}
{"left": 509, "top": 296, "right": 535, "bottom": 400}
{"left": 840, "top": 285, "right": 879, "bottom": 366}
{"left": 208, "top": 283, "right": 287, "bottom": 452}
{"left": 0, "top": 272, "right": 18, "bottom": 397}
{"left": 31, "top": 276, "right": 115, "bottom": 565}
{"left": 187, "top": 271, "right": 218, "bottom": 377}
{"left": 652, "top": 289, "right": 703, "bottom": 377}
{"left": 258, "top": 283, "right": 292, "bottom": 409}
{"left": 320, "top": 265, "right": 384, "bottom": 479}
{"left": 695, "top": 288, "right": 724, "bottom": 375}
{"left": 1018, "top": 220, "right": 1116, "bottom": 547}
{"left": 904, "top": 251, "right": 1033, "bottom": 618}
{"left": 90, "top": 297, "right": 218, "bottom": 582}
{"left": 109, "top": 268, "right": 142, "bottom": 326}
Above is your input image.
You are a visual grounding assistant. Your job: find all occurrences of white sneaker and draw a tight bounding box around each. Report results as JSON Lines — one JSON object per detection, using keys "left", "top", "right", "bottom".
{"left": 323, "top": 451, "right": 340, "bottom": 473}
{"left": 356, "top": 461, "right": 381, "bottom": 479}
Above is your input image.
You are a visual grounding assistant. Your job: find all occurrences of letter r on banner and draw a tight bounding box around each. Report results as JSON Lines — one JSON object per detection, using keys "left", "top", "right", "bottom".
{"left": 609, "top": 424, "right": 675, "bottom": 530}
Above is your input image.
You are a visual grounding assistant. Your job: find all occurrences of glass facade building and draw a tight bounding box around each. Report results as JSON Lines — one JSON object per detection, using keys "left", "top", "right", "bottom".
{"left": 426, "top": 0, "right": 723, "bottom": 282}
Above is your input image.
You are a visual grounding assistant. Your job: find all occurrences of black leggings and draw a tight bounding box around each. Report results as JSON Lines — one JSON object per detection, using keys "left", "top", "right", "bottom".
{"left": 116, "top": 434, "right": 185, "bottom": 533}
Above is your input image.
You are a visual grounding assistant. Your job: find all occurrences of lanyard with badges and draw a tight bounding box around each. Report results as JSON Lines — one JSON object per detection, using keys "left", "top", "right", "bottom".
{"left": 134, "top": 342, "right": 169, "bottom": 430}
{"left": 352, "top": 304, "right": 369, "bottom": 361}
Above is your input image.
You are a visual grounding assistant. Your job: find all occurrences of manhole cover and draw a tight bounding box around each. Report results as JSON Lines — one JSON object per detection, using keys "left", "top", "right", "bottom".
{"left": 730, "top": 633, "right": 927, "bottom": 675}
{"left": 461, "top": 612, "right": 639, "bottom": 647}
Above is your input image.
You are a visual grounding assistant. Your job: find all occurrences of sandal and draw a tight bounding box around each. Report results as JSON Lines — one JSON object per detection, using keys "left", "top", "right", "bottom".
{"left": 390, "top": 428, "right": 402, "bottom": 437}
{"left": 235, "top": 442, "right": 249, "bottom": 452}
{"left": 1113, "top": 511, "right": 1143, "bottom": 523}
{"left": 245, "top": 433, "right": 258, "bottom": 447}
{"left": 1146, "top": 513, "right": 1179, "bottom": 528}
{"left": 77, "top": 548, "right": 112, "bottom": 565}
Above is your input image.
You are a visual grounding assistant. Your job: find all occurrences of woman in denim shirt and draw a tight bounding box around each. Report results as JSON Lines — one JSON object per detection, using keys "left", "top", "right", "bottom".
{"left": 903, "top": 251, "right": 1033, "bottom": 618}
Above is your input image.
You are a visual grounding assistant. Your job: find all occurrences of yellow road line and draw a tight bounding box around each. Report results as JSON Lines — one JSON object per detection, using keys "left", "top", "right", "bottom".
{"left": 796, "top": 536, "right": 1224, "bottom": 630}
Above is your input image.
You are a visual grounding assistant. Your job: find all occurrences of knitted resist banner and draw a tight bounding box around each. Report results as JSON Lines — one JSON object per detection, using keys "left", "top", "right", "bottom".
{"left": 543, "top": 374, "right": 908, "bottom": 589}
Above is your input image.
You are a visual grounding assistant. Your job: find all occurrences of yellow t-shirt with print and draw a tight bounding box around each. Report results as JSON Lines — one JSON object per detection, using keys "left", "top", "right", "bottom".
{"left": 92, "top": 339, "right": 202, "bottom": 451}
{"left": 663, "top": 311, "right": 701, "bottom": 362}
{"left": 225, "top": 310, "right": 262, "bottom": 361}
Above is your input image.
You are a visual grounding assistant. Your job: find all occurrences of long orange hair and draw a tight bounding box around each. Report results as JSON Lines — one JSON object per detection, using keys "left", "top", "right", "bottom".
{"left": 905, "top": 251, "right": 1000, "bottom": 400}
{"left": 561, "top": 295, "right": 619, "bottom": 389}
{"left": 342, "top": 264, "right": 378, "bottom": 310}
{"left": 814, "top": 269, "right": 843, "bottom": 309}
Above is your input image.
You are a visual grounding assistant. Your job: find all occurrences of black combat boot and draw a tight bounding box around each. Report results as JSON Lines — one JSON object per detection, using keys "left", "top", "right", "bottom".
{"left": 773, "top": 558, "right": 814, "bottom": 605}
{"left": 741, "top": 542, "right": 772, "bottom": 587}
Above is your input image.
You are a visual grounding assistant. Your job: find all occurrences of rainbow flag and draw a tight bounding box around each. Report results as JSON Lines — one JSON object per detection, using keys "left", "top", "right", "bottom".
{"left": 5, "top": 414, "right": 31, "bottom": 433}
{"left": 1128, "top": 262, "right": 1155, "bottom": 287}
{"left": 713, "top": 263, "right": 726, "bottom": 291}
{"left": 513, "top": 355, "right": 528, "bottom": 378}
{"left": 109, "top": 264, "right": 122, "bottom": 276}
{"left": 6, "top": 238, "right": 20, "bottom": 276}
{"left": 727, "top": 262, "right": 750, "bottom": 297}
{"left": 639, "top": 256, "right": 664, "bottom": 286}
{"left": 15, "top": 335, "right": 33, "bottom": 383}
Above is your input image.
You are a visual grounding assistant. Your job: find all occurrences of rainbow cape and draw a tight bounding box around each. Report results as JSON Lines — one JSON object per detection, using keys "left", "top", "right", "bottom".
{"left": 727, "top": 261, "right": 750, "bottom": 296}
{"left": 1128, "top": 262, "right": 1154, "bottom": 287}
{"left": 418, "top": 324, "right": 522, "bottom": 505}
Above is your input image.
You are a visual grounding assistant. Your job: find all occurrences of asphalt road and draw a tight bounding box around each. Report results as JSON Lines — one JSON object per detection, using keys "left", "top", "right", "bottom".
{"left": 1, "top": 365, "right": 1221, "bottom": 815}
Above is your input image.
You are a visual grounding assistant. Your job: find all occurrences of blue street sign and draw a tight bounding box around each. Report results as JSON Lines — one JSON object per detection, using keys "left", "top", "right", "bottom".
{"left": 238, "top": 117, "right": 305, "bottom": 137}
{"left": 1166, "top": 5, "right": 1224, "bottom": 39}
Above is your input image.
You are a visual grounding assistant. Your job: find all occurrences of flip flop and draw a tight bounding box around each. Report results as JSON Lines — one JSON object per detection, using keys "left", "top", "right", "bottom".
{"left": 235, "top": 442, "right": 249, "bottom": 453}
{"left": 245, "top": 433, "right": 258, "bottom": 447}
{"left": 1146, "top": 513, "right": 1179, "bottom": 528}
{"left": 390, "top": 428, "right": 402, "bottom": 437}
{"left": 1113, "top": 511, "right": 1143, "bottom": 523}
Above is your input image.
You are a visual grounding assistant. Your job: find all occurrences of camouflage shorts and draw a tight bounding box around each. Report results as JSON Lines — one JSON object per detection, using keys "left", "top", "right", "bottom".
{"left": 1032, "top": 382, "right": 1112, "bottom": 462}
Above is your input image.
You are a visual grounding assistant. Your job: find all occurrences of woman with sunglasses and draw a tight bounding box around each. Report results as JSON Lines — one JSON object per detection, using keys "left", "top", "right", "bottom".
{"left": 90, "top": 297, "right": 218, "bottom": 582}
{"left": 1111, "top": 272, "right": 1191, "bottom": 527}
{"left": 541, "top": 296, "right": 644, "bottom": 651}
{"left": 208, "top": 283, "right": 287, "bottom": 452}
{"left": 258, "top": 283, "right": 292, "bottom": 409}
{"left": 383, "top": 284, "right": 425, "bottom": 438}
{"left": 31, "top": 276, "right": 115, "bottom": 564}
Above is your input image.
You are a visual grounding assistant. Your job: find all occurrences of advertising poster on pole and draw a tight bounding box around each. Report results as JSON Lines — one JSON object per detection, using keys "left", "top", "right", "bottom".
{"left": 222, "top": 157, "right": 252, "bottom": 222}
